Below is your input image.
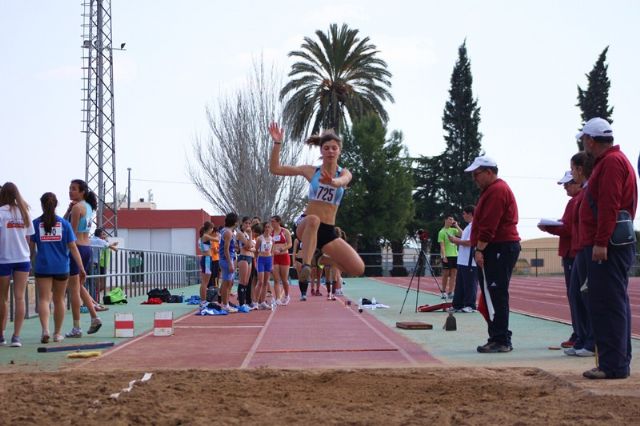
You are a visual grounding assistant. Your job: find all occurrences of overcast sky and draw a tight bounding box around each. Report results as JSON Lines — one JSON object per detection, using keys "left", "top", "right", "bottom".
{"left": 1, "top": 0, "right": 639, "bottom": 240}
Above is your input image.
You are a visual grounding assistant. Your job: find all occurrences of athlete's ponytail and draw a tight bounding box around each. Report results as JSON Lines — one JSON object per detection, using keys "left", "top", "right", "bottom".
{"left": 40, "top": 192, "right": 58, "bottom": 234}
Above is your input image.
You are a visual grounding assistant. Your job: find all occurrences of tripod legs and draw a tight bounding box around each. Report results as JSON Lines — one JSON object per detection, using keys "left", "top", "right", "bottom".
{"left": 399, "top": 251, "right": 445, "bottom": 314}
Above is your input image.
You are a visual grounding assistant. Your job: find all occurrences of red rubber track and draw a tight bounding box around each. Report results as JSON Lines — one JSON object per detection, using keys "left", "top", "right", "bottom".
{"left": 376, "top": 276, "right": 640, "bottom": 338}
{"left": 76, "top": 287, "right": 439, "bottom": 370}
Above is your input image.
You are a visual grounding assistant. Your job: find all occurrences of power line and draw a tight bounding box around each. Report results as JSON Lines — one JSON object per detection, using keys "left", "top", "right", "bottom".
{"left": 131, "top": 178, "right": 194, "bottom": 185}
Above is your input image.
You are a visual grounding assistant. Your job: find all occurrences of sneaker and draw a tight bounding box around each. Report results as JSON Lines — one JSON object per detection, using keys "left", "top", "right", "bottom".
{"left": 477, "top": 342, "right": 512, "bottom": 353}
{"left": 65, "top": 327, "right": 83, "bottom": 338}
{"left": 440, "top": 292, "right": 447, "bottom": 300}
{"left": 564, "top": 347, "right": 577, "bottom": 356}
{"left": 583, "top": 367, "right": 629, "bottom": 380}
{"left": 334, "top": 289, "right": 343, "bottom": 296}
{"left": 258, "top": 302, "right": 270, "bottom": 310}
{"left": 461, "top": 307, "right": 475, "bottom": 313}
{"left": 275, "top": 298, "right": 283, "bottom": 305}
{"left": 446, "top": 307, "right": 461, "bottom": 313}
{"left": 299, "top": 264, "right": 311, "bottom": 282}
{"left": 41, "top": 333, "right": 50, "bottom": 344}
{"left": 300, "top": 294, "right": 307, "bottom": 301}
{"left": 0, "top": 335, "right": 6, "bottom": 346}
{"left": 282, "top": 295, "right": 290, "bottom": 305}
{"left": 447, "top": 293, "right": 454, "bottom": 301}
{"left": 582, "top": 368, "right": 607, "bottom": 380}
{"left": 53, "top": 334, "right": 65, "bottom": 343}
{"left": 87, "top": 318, "right": 102, "bottom": 334}
{"left": 560, "top": 338, "right": 575, "bottom": 348}
{"left": 10, "top": 335, "right": 22, "bottom": 348}
{"left": 225, "top": 305, "right": 238, "bottom": 313}
{"left": 93, "top": 303, "right": 109, "bottom": 312}
{"left": 575, "top": 348, "right": 595, "bottom": 357}
{"left": 249, "top": 303, "right": 259, "bottom": 310}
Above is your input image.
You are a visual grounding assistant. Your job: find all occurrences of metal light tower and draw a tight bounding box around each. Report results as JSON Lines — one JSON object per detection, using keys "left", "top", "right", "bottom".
{"left": 81, "top": 0, "right": 118, "bottom": 235}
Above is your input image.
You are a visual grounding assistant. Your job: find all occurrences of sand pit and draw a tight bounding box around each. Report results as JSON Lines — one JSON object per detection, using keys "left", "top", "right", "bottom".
{"left": 1, "top": 367, "right": 638, "bottom": 425}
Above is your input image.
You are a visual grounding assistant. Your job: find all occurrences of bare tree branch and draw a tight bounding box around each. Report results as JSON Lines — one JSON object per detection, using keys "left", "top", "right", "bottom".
{"left": 188, "top": 59, "right": 306, "bottom": 223}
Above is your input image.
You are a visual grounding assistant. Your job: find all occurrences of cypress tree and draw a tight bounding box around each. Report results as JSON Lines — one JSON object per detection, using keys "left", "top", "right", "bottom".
{"left": 440, "top": 40, "right": 482, "bottom": 213}
{"left": 413, "top": 40, "right": 482, "bottom": 253}
{"left": 576, "top": 46, "right": 613, "bottom": 150}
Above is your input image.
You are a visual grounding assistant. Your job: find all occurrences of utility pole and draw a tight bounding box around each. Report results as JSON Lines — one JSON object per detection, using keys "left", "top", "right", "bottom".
{"left": 127, "top": 167, "right": 131, "bottom": 209}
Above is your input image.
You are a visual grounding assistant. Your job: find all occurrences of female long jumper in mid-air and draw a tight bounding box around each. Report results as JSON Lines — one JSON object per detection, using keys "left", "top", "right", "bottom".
{"left": 268, "top": 122, "right": 365, "bottom": 298}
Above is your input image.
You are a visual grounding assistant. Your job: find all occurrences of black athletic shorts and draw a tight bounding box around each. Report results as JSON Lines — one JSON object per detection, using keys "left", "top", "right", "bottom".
{"left": 317, "top": 223, "right": 339, "bottom": 250}
{"left": 441, "top": 256, "right": 458, "bottom": 270}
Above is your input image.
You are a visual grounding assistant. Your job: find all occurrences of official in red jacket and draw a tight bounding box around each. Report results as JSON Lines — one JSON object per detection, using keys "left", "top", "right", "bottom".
{"left": 538, "top": 171, "right": 582, "bottom": 348}
{"left": 577, "top": 118, "right": 637, "bottom": 380}
{"left": 465, "top": 156, "right": 521, "bottom": 354}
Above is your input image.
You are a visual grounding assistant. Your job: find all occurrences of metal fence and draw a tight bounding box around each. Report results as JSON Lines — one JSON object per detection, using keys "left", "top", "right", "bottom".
{"left": 7, "top": 245, "right": 639, "bottom": 321}
{"left": 357, "top": 247, "right": 640, "bottom": 278}
{"left": 84, "top": 247, "right": 200, "bottom": 302}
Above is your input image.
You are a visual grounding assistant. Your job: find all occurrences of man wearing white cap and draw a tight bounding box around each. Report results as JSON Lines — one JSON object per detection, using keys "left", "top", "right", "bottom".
{"left": 577, "top": 117, "right": 637, "bottom": 380}
{"left": 538, "top": 171, "right": 582, "bottom": 349}
{"left": 465, "top": 155, "right": 521, "bottom": 353}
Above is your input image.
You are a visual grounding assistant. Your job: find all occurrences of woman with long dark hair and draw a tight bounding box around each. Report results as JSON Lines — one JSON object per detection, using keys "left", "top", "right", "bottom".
{"left": 30, "top": 193, "right": 86, "bottom": 343}
{"left": 64, "top": 179, "right": 102, "bottom": 337}
{"left": 254, "top": 221, "right": 275, "bottom": 310}
{"left": 270, "top": 215, "right": 292, "bottom": 305}
{"left": 198, "top": 221, "right": 215, "bottom": 304}
{"left": 219, "top": 212, "right": 238, "bottom": 312}
{"left": 236, "top": 217, "right": 256, "bottom": 308}
{"left": 0, "top": 182, "right": 35, "bottom": 347}
{"left": 268, "top": 123, "right": 364, "bottom": 289}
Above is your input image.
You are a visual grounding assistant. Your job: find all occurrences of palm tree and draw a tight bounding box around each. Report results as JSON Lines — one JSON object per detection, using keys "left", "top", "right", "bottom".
{"left": 280, "top": 23, "right": 394, "bottom": 141}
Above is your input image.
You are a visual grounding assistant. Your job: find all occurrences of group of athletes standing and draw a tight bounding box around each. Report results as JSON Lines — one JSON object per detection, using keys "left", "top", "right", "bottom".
{"left": 0, "top": 179, "right": 107, "bottom": 347}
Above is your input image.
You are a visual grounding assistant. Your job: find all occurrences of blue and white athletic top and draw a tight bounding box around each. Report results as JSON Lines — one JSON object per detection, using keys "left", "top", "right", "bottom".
{"left": 76, "top": 201, "right": 93, "bottom": 233}
{"left": 308, "top": 167, "right": 345, "bottom": 206}
{"left": 220, "top": 228, "right": 236, "bottom": 262}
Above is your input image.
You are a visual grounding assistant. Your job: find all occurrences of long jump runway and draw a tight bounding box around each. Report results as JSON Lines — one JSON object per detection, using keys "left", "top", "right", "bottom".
{"left": 377, "top": 275, "right": 640, "bottom": 338}
{"left": 77, "top": 288, "right": 439, "bottom": 371}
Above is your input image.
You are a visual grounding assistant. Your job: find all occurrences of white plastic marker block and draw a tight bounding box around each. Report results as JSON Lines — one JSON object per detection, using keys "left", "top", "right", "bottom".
{"left": 153, "top": 311, "right": 173, "bottom": 336}
{"left": 114, "top": 312, "right": 134, "bottom": 338}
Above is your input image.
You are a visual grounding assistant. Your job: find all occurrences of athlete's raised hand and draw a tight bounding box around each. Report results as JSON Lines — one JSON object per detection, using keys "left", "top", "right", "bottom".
{"left": 268, "top": 122, "right": 284, "bottom": 144}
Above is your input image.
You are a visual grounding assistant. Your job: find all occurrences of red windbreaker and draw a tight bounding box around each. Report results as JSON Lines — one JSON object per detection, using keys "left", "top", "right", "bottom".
{"left": 579, "top": 146, "right": 637, "bottom": 247}
{"left": 471, "top": 178, "right": 520, "bottom": 245}
{"left": 545, "top": 194, "right": 579, "bottom": 258}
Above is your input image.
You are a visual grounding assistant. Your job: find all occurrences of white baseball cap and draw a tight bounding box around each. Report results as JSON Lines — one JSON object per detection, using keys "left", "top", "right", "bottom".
{"left": 576, "top": 117, "right": 613, "bottom": 139}
{"left": 557, "top": 171, "right": 573, "bottom": 185}
{"left": 464, "top": 155, "right": 498, "bottom": 172}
